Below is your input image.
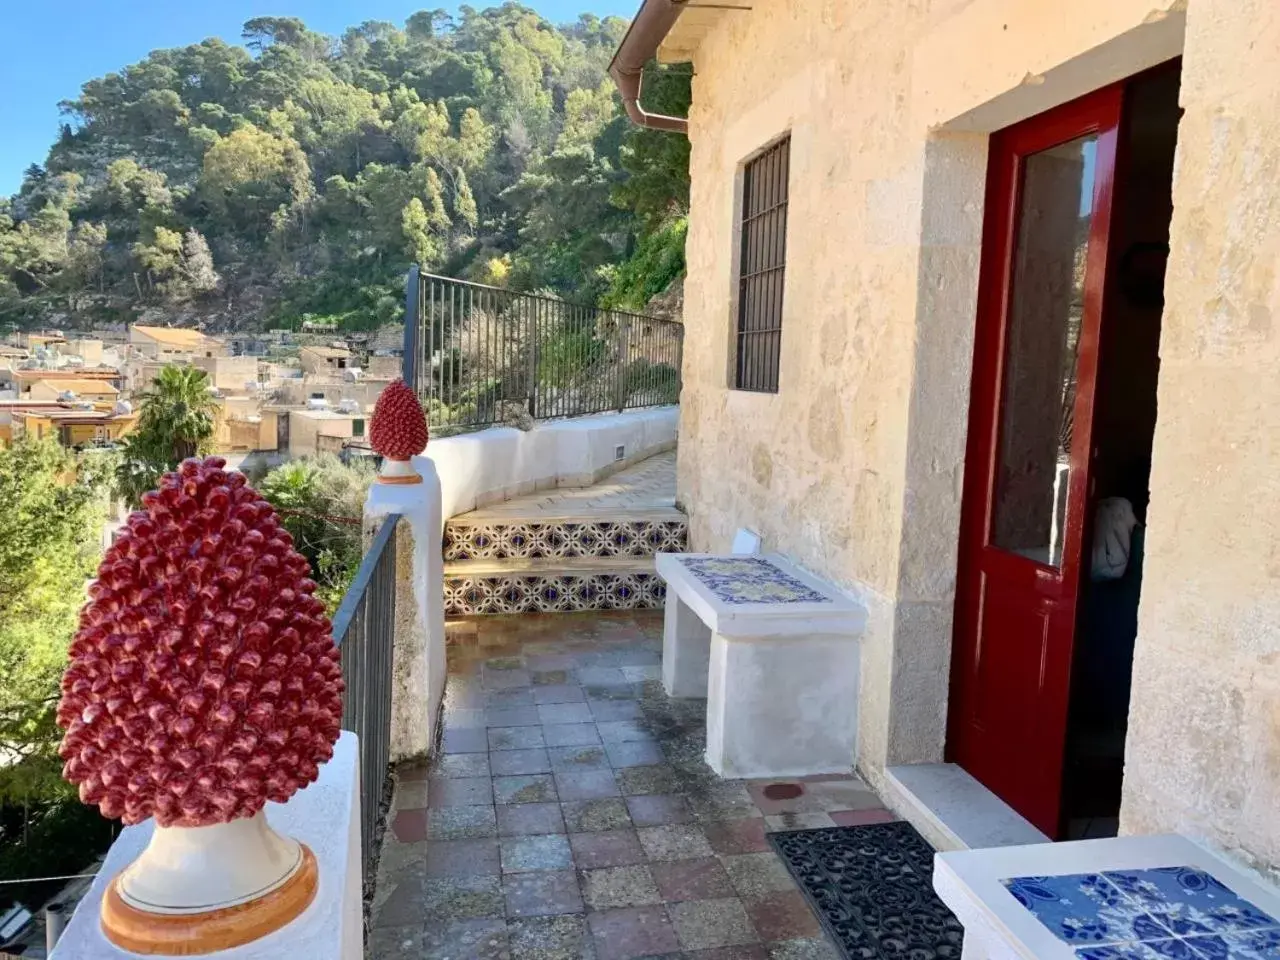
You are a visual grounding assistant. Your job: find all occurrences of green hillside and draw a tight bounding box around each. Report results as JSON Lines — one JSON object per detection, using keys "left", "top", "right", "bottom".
{"left": 0, "top": 5, "right": 690, "bottom": 333}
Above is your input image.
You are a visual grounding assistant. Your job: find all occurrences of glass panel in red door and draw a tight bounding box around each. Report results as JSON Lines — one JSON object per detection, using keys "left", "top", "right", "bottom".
{"left": 991, "top": 135, "right": 1097, "bottom": 569}
{"left": 949, "top": 87, "right": 1122, "bottom": 838}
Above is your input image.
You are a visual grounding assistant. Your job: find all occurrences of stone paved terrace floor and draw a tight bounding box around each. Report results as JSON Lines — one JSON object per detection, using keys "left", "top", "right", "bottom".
{"left": 370, "top": 610, "right": 899, "bottom": 959}
{"left": 458, "top": 450, "right": 676, "bottom": 520}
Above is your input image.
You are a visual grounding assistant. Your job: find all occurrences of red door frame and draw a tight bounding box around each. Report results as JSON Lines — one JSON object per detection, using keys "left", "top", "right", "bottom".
{"left": 946, "top": 82, "right": 1124, "bottom": 838}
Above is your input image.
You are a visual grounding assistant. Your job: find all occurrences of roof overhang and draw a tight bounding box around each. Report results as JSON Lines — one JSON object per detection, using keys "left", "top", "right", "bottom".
{"left": 657, "top": 4, "right": 729, "bottom": 62}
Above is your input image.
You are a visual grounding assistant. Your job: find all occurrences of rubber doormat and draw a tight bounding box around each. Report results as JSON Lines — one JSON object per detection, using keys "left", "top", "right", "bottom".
{"left": 768, "top": 821, "right": 965, "bottom": 960}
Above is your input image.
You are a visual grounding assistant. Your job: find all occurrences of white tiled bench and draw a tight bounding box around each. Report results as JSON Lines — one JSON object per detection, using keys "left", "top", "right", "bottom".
{"left": 933, "top": 834, "right": 1280, "bottom": 960}
{"left": 653, "top": 552, "right": 865, "bottom": 779}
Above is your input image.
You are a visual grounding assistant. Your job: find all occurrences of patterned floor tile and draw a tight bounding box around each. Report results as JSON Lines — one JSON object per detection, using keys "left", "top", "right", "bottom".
{"left": 485, "top": 705, "right": 542, "bottom": 727}
{"left": 581, "top": 864, "right": 663, "bottom": 909}
{"left": 435, "top": 753, "right": 492, "bottom": 779}
{"left": 556, "top": 768, "right": 622, "bottom": 800}
{"left": 501, "top": 834, "right": 574, "bottom": 873}
{"left": 504, "top": 869, "right": 584, "bottom": 917}
{"left": 378, "top": 875, "right": 505, "bottom": 927}
{"left": 669, "top": 897, "right": 760, "bottom": 950}
{"left": 491, "top": 748, "right": 553, "bottom": 776}
{"left": 543, "top": 722, "right": 603, "bottom": 747}
{"left": 550, "top": 744, "right": 612, "bottom": 772}
{"left": 765, "top": 938, "right": 842, "bottom": 959}
{"left": 497, "top": 802, "right": 566, "bottom": 837}
{"left": 590, "top": 699, "right": 645, "bottom": 721}
{"left": 617, "top": 764, "right": 683, "bottom": 796}
{"left": 493, "top": 774, "right": 558, "bottom": 805}
{"left": 598, "top": 720, "right": 656, "bottom": 743}
{"left": 627, "top": 794, "right": 695, "bottom": 827}
{"left": 827, "top": 808, "right": 897, "bottom": 827}
{"left": 534, "top": 684, "right": 588, "bottom": 704}
{"left": 425, "top": 839, "right": 501, "bottom": 878}
{"left": 485, "top": 688, "right": 535, "bottom": 709}
{"left": 562, "top": 798, "right": 634, "bottom": 833}
{"left": 540, "top": 702, "right": 596, "bottom": 724}
{"left": 482, "top": 668, "right": 532, "bottom": 690}
{"left": 390, "top": 809, "right": 427, "bottom": 843}
{"left": 685, "top": 946, "right": 771, "bottom": 959}
{"left": 589, "top": 905, "right": 682, "bottom": 960}
{"left": 507, "top": 915, "right": 595, "bottom": 960}
{"left": 765, "top": 813, "right": 837, "bottom": 832}
{"left": 418, "top": 918, "right": 510, "bottom": 959}
{"left": 702, "top": 819, "right": 771, "bottom": 855}
{"left": 606, "top": 740, "right": 667, "bottom": 768}
{"left": 570, "top": 829, "right": 647, "bottom": 868}
{"left": 489, "top": 725, "right": 547, "bottom": 751}
{"left": 638, "top": 824, "right": 716, "bottom": 861}
{"left": 721, "top": 852, "right": 798, "bottom": 900}
{"left": 429, "top": 776, "right": 494, "bottom": 808}
{"left": 427, "top": 805, "right": 498, "bottom": 841}
{"left": 747, "top": 891, "right": 823, "bottom": 940}
{"left": 442, "top": 727, "right": 491, "bottom": 754}
{"left": 651, "top": 857, "right": 738, "bottom": 903}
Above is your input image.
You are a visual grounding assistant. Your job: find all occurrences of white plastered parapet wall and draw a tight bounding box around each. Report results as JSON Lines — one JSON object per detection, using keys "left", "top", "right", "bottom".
{"left": 678, "top": 0, "right": 1280, "bottom": 872}
{"left": 427, "top": 406, "right": 678, "bottom": 522}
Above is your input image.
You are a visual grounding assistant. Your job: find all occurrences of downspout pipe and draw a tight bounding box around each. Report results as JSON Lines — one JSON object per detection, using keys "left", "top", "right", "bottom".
{"left": 609, "top": 0, "right": 690, "bottom": 134}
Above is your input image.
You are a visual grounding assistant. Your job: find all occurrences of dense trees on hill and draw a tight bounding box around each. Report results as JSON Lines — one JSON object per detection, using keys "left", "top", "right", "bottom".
{"left": 0, "top": 5, "right": 691, "bottom": 332}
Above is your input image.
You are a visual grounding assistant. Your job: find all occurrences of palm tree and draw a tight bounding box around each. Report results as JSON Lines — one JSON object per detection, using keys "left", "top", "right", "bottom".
{"left": 115, "top": 365, "right": 219, "bottom": 505}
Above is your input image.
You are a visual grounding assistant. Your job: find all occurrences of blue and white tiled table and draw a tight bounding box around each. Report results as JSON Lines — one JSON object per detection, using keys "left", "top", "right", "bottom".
{"left": 653, "top": 552, "right": 866, "bottom": 779}
{"left": 934, "top": 836, "right": 1280, "bottom": 960}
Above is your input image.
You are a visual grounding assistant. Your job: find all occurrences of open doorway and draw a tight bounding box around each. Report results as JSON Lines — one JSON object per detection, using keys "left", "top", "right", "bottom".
{"left": 947, "top": 62, "right": 1182, "bottom": 839}
{"left": 1060, "top": 63, "right": 1182, "bottom": 840}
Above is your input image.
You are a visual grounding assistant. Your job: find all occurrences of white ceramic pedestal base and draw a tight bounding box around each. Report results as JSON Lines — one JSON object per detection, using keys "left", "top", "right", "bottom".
{"left": 117, "top": 811, "right": 302, "bottom": 914}
{"left": 53, "top": 731, "right": 363, "bottom": 960}
{"left": 379, "top": 457, "right": 422, "bottom": 484}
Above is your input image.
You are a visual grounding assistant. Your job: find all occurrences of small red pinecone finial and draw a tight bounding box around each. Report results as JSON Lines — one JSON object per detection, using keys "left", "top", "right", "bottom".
{"left": 55, "top": 457, "right": 345, "bottom": 828}
{"left": 370, "top": 379, "right": 428, "bottom": 483}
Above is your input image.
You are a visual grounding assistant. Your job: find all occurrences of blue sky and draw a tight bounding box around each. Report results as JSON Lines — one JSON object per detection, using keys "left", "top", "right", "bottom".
{"left": 0, "top": 0, "right": 636, "bottom": 197}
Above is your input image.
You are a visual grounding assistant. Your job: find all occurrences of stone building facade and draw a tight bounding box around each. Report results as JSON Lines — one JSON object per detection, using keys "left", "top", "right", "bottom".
{"left": 646, "top": 0, "right": 1280, "bottom": 874}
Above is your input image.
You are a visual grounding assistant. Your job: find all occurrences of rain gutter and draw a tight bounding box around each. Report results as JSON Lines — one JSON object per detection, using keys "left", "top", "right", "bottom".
{"left": 609, "top": 0, "right": 690, "bottom": 135}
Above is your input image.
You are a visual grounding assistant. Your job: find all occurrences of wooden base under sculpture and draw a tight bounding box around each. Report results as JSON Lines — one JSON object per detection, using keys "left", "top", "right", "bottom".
{"left": 100, "top": 812, "right": 318, "bottom": 955}
{"left": 378, "top": 456, "right": 422, "bottom": 485}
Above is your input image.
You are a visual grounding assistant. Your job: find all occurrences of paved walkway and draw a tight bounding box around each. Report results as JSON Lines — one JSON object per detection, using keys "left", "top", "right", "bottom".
{"left": 457, "top": 451, "right": 677, "bottom": 521}
{"left": 370, "top": 610, "right": 898, "bottom": 959}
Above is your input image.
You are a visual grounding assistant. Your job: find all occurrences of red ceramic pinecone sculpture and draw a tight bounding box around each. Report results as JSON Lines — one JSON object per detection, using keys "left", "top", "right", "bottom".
{"left": 56, "top": 457, "right": 345, "bottom": 828}
{"left": 369, "top": 378, "right": 428, "bottom": 461}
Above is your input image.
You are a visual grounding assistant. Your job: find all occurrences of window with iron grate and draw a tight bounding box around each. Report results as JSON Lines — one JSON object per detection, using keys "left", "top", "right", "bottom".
{"left": 733, "top": 136, "right": 790, "bottom": 393}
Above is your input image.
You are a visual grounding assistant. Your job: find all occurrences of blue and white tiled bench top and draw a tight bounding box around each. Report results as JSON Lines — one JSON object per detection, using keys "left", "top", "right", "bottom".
{"left": 934, "top": 836, "right": 1280, "bottom": 960}
{"left": 654, "top": 552, "right": 864, "bottom": 637}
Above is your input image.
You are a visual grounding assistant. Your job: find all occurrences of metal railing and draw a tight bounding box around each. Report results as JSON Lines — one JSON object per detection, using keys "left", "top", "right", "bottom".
{"left": 331, "top": 513, "right": 399, "bottom": 879}
{"left": 403, "top": 268, "right": 683, "bottom": 432}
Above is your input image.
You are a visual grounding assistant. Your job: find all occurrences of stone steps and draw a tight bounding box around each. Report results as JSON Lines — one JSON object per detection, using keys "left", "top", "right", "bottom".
{"left": 443, "top": 508, "right": 688, "bottom": 562}
{"left": 443, "top": 556, "right": 667, "bottom": 616}
{"left": 442, "top": 509, "right": 687, "bottom": 616}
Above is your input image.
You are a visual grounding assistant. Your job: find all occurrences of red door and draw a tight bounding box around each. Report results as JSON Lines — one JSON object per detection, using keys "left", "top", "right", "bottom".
{"left": 948, "top": 85, "right": 1123, "bottom": 838}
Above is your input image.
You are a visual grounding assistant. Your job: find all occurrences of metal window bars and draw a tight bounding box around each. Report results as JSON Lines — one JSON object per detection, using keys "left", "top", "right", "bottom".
{"left": 735, "top": 136, "right": 790, "bottom": 393}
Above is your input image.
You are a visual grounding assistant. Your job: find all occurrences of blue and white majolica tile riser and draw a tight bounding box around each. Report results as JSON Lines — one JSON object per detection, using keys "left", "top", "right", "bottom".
{"left": 935, "top": 836, "right": 1280, "bottom": 960}
{"left": 444, "top": 572, "right": 666, "bottom": 616}
{"left": 444, "top": 518, "right": 687, "bottom": 561}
